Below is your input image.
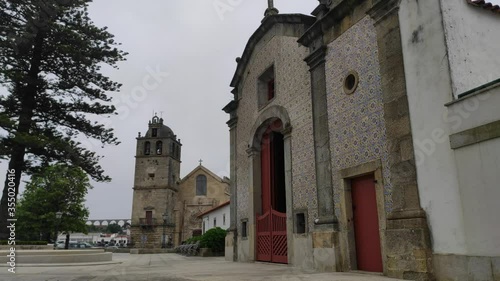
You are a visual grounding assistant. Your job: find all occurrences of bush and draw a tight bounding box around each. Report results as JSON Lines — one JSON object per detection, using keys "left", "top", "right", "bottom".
{"left": 185, "top": 235, "right": 202, "bottom": 244}
{"left": 0, "top": 241, "right": 48, "bottom": 245}
{"left": 200, "top": 227, "right": 226, "bottom": 252}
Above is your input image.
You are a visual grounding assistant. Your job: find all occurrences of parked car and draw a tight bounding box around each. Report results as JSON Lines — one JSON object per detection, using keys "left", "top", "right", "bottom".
{"left": 77, "top": 242, "right": 93, "bottom": 248}
{"left": 55, "top": 241, "right": 74, "bottom": 249}
{"left": 56, "top": 241, "right": 92, "bottom": 249}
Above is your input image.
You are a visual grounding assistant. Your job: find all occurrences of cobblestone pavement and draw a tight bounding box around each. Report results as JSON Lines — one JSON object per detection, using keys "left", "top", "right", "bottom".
{"left": 0, "top": 253, "right": 405, "bottom": 281}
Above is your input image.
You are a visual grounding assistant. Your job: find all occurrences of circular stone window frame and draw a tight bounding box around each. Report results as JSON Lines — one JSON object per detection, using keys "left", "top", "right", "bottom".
{"left": 343, "top": 70, "right": 359, "bottom": 95}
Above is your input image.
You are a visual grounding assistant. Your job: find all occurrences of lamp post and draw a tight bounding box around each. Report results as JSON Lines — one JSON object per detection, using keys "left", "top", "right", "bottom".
{"left": 162, "top": 213, "right": 167, "bottom": 249}
{"left": 54, "top": 211, "right": 62, "bottom": 248}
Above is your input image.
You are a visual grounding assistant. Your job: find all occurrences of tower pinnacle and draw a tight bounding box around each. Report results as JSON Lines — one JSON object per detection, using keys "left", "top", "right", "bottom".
{"left": 264, "top": 0, "right": 279, "bottom": 17}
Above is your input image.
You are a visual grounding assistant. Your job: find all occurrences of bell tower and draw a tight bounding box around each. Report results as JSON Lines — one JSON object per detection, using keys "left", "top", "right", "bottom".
{"left": 130, "top": 115, "right": 182, "bottom": 249}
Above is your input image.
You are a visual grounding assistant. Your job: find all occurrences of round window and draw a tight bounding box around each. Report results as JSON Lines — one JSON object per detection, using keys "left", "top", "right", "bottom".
{"left": 343, "top": 71, "right": 359, "bottom": 95}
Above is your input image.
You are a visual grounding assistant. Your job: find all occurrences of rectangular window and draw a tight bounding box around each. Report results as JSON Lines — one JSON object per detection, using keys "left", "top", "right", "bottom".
{"left": 152, "top": 128, "right": 158, "bottom": 137}
{"left": 267, "top": 79, "right": 275, "bottom": 100}
{"left": 146, "top": 211, "right": 153, "bottom": 225}
{"left": 196, "top": 175, "right": 207, "bottom": 196}
{"left": 296, "top": 213, "right": 306, "bottom": 234}
{"left": 258, "top": 65, "right": 275, "bottom": 108}
{"left": 223, "top": 214, "right": 226, "bottom": 226}
{"left": 214, "top": 218, "right": 217, "bottom": 227}
{"left": 241, "top": 221, "right": 247, "bottom": 238}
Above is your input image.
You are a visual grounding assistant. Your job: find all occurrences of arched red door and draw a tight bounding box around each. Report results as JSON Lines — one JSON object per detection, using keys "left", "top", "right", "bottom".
{"left": 256, "top": 124, "right": 287, "bottom": 264}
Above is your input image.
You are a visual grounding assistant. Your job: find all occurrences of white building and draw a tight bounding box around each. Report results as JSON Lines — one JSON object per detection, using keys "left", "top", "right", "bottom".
{"left": 57, "top": 232, "right": 129, "bottom": 245}
{"left": 399, "top": 0, "right": 500, "bottom": 278}
{"left": 198, "top": 201, "right": 230, "bottom": 234}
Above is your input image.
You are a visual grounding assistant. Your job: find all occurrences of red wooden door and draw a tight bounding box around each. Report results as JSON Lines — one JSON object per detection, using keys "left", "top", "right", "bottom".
{"left": 256, "top": 129, "right": 287, "bottom": 264}
{"left": 352, "top": 175, "right": 383, "bottom": 272}
{"left": 257, "top": 132, "right": 272, "bottom": 262}
{"left": 261, "top": 132, "right": 272, "bottom": 214}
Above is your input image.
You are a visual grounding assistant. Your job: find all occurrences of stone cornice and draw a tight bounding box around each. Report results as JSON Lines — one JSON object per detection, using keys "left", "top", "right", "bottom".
{"left": 281, "top": 125, "right": 293, "bottom": 137}
{"left": 222, "top": 100, "right": 238, "bottom": 114}
{"left": 246, "top": 147, "right": 259, "bottom": 158}
{"left": 304, "top": 46, "right": 327, "bottom": 70}
{"left": 367, "top": 0, "right": 401, "bottom": 24}
{"left": 226, "top": 117, "right": 238, "bottom": 129}
{"left": 230, "top": 14, "right": 316, "bottom": 88}
{"left": 298, "top": 0, "right": 367, "bottom": 47}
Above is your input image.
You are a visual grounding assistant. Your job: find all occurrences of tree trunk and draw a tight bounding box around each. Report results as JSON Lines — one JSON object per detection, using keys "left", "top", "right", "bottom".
{"left": 0, "top": 29, "right": 45, "bottom": 239}
{"left": 65, "top": 233, "right": 70, "bottom": 249}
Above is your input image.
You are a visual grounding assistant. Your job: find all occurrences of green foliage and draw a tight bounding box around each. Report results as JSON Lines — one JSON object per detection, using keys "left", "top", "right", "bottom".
{"left": 16, "top": 164, "right": 91, "bottom": 241}
{"left": 0, "top": 240, "right": 47, "bottom": 245}
{"left": 199, "top": 227, "right": 226, "bottom": 252}
{"left": 185, "top": 235, "right": 202, "bottom": 244}
{"left": 0, "top": 0, "right": 127, "bottom": 178}
{"left": 105, "top": 223, "right": 122, "bottom": 234}
{"left": 0, "top": 0, "right": 127, "bottom": 237}
{"left": 86, "top": 224, "right": 103, "bottom": 233}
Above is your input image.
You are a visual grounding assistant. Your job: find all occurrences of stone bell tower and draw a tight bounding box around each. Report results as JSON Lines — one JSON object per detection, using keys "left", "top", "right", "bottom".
{"left": 130, "top": 115, "right": 182, "bottom": 249}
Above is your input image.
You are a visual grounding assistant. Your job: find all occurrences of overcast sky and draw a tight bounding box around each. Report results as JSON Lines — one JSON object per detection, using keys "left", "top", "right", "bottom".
{"left": 3, "top": 0, "right": 498, "bottom": 220}
{"left": 76, "top": 0, "right": 318, "bottom": 219}
{"left": 80, "top": 0, "right": 500, "bottom": 219}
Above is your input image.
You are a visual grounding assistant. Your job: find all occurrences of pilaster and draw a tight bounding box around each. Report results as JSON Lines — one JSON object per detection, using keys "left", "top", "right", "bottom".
{"left": 304, "top": 45, "right": 338, "bottom": 229}
{"left": 223, "top": 99, "right": 239, "bottom": 261}
{"left": 368, "top": 1, "right": 434, "bottom": 279}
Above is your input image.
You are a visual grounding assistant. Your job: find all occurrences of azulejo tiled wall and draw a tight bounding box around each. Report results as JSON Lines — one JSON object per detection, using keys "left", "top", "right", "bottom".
{"left": 325, "top": 16, "right": 393, "bottom": 215}
{"left": 234, "top": 34, "right": 316, "bottom": 232}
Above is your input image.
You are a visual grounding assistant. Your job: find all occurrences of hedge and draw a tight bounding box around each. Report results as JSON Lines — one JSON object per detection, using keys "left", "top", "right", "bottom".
{"left": 199, "top": 227, "right": 226, "bottom": 253}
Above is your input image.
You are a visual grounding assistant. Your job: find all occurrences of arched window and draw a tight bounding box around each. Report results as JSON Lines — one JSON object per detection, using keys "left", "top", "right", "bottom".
{"left": 196, "top": 175, "right": 207, "bottom": 196}
{"left": 144, "top": 142, "right": 151, "bottom": 155}
{"left": 156, "top": 141, "right": 162, "bottom": 155}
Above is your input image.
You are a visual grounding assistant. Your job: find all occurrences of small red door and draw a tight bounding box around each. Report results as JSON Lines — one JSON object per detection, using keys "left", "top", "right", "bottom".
{"left": 352, "top": 175, "right": 383, "bottom": 272}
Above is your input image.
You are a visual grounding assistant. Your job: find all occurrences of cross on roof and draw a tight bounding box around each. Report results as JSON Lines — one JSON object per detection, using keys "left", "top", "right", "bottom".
{"left": 199, "top": 159, "right": 203, "bottom": 166}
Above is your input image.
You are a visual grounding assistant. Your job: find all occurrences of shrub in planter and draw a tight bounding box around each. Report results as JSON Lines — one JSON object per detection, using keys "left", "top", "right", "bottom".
{"left": 200, "top": 227, "right": 226, "bottom": 253}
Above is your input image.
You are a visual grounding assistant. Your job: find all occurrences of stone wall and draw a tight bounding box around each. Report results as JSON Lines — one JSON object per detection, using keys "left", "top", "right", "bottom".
{"left": 235, "top": 34, "right": 313, "bottom": 226}
{"left": 174, "top": 166, "right": 230, "bottom": 244}
{"left": 234, "top": 30, "right": 313, "bottom": 262}
{"left": 325, "top": 15, "right": 391, "bottom": 216}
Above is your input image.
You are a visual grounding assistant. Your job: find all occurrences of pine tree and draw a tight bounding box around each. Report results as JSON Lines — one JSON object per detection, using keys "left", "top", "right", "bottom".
{"left": 0, "top": 0, "right": 127, "bottom": 238}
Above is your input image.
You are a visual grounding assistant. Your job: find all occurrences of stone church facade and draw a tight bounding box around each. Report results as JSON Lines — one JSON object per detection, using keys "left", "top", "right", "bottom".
{"left": 223, "top": 1, "right": 500, "bottom": 281}
{"left": 130, "top": 116, "right": 229, "bottom": 248}
{"left": 173, "top": 165, "right": 230, "bottom": 245}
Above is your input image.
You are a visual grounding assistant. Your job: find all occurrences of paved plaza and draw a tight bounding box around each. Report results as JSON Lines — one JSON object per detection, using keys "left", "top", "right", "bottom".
{"left": 0, "top": 253, "right": 405, "bottom": 281}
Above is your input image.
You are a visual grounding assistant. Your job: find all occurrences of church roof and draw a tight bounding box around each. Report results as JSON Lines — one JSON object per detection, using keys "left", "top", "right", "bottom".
{"left": 230, "top": 14, "right": 316, "bottom": 89}
{"left": 467, "top": 0, "right": 500, "bottom": 13}
{"left": 179, "top": 164, "right": 227, "bottom": 184}
{"left": 146, "top": 124, "right": 173, "bottom": 138}
{"left": 197, "top": 201, "right": 230, "bottom": 218}
{"left": 143, "top": 115, "right": 177, "bottom": 139}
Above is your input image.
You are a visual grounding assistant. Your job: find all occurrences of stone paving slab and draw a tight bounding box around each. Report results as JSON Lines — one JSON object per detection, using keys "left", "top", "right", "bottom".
{"left": 0, "top": 253, "right": 405, "bottom": 281}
